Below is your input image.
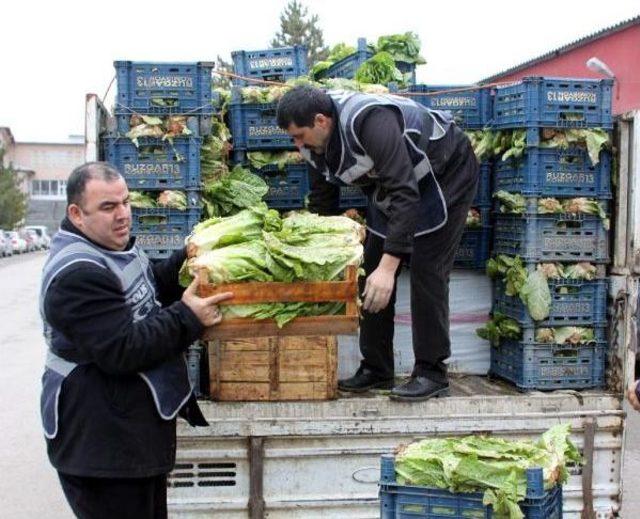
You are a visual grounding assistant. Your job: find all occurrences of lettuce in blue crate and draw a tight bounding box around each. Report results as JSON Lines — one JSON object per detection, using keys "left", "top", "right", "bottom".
{"left": 247, "top": 151, "right": 302, "bottom": 171}
{"left": 489, "top": 256, "right": 600, "bottom": 322}
{"left": 465, "top": 130, "right": 498, "bottom": 162}
{"left": 563, "top": 197, "right": 609, "bottom": 229}
{"left": 355, "top": 52, "right": 403, "bottom": 86}
{"left": 310, "top": 43, "right": 356, "bottom": 80}
{"left": 562, "top": 262, "right": 597, "bottom": 280}
{"left": 518, "top": 271, "right": 552, "bottom": 321}
{"left": 157, "top": 190, "right": 187, "bottom": 210}
{"left": 476, "top": 313, "right": 522, "bottom": 346}
{"left": 540, "top": 128, "right": 611, "bottom": 166}
{"left": 201, "top": 121, "right": 232, "bottom": 185}
{"left": 374, "top": 32, "right": 426, "bottom": 65}
{"left": 492, "top": 192, "right": 609, "bottom": 227}
{"left": 395, "top": 424, "right": 581, "bottom": 519}
{"left": 124, "top": 115, "right": 192, "bottom": 147}
{"left": 535, "top": 327, "right": 595, "bottom": 345}
{"left": 488, "top": 255, "right": 551, "bottom": 322}
{"left": 493, "top": 191, "right": 526, "bottom": 214}
{"left": 202, "top": 165, "right": 269, "bottom": 217}
{"left": 129, "top": 191, "right": 156, "bottom": 209}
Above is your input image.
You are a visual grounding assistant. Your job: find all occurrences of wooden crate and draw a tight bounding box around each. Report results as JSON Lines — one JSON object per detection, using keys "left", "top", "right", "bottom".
{"left": 207, "top": 335, "right": 338, "bottom": 401}
{"left": 199, "top": 265, "right": 359, "bottom": 339}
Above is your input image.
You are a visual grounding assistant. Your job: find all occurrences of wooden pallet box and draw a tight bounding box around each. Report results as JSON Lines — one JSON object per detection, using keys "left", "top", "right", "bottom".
{"left": 207, "top": 335, "right": 338, "bottom": 401}
{"left": 199, "top": 265, "right": 359, "bottom": 339}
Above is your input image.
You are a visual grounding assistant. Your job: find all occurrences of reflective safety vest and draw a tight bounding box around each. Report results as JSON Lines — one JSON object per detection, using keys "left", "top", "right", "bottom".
{"left": 300, "top": 90, "right": 457, "bottom": 237}
{"left": 39, "top": 229, "right": 192, "bottom": 439}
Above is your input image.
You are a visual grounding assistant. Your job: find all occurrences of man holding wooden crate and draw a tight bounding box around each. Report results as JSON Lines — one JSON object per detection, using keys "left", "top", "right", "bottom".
{"left": 38, "top": 162, "right": 232, "bottom": 518}
{"left": 277, "top": 86, "right": 479, "bottom": 401}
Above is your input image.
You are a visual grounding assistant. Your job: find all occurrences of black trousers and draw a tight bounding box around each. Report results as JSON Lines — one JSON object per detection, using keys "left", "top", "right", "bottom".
{"left": 358, "top": 151, "right": 479, "bottom": 383}
{"left": 58, "top": 472, "right": 168, "bottom": 519}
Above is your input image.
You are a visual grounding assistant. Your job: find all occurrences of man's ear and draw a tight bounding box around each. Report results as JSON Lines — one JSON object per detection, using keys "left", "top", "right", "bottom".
{"left": 315, "top": 113, "right": 331, "bottom": 129}
{"left": 68, "top": 204, "right": 83, "bottom": 229}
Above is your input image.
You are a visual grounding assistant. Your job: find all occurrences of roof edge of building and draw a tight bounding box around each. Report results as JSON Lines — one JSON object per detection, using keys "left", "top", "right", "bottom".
{"left": 480, "top": 15, "right": 640, "bottom": 84}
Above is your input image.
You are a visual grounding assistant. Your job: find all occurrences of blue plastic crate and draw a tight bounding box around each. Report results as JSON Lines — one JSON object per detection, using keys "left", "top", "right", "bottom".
{"left": 493, "top": 76, "right": 613, "bottom": 129}
{"left": 339, "top": 185, "right": 367, "bottom": 209}
{"left": 493, "top": 278, "right": 608, "bottom": 327}
{"left": 114, "top": 61, "right": 214, "bottom": 115}
{"left": 379, "top": 455, "right": 562, "bottom": 519}
{"left": 131, "top": 205, "right": 201, "bottom": 235}
{"left": 493, "top": 213, "right": 609, "bottom": 263}
{"left": 454, "top": 226, "right": 491, "bottom": 269}
{"left": 474, "top": 162, "right": 492, "bottom": 206}
{"left": 257, "top": 163, "right": 310, "bottom": 210}
{"left": 232, "top": 45, "right": 308, "bottom": 85}
{"left": 315, "top": 38, "right": 416, "bottom": 84}
{"left": 229, "top": 94, "right": 294, "bottom": 150}
{"left": 105, "top": 136, "right": 201, "bottom": 190}
{"left": 407, "top": 84, "right": 493, "bottom": 129}
{"left": 490, "top": 337, "right": 606, "bottom": 391}
{"left": 494, "top": 147, "right": 612, "bottom": 198}
{"left": 137, "top": 232, "right": 187, "bottom": 259}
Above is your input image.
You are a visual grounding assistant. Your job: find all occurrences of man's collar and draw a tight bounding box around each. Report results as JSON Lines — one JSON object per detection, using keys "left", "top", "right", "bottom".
{"left": 61, "top": 217, "right": 135, "bottom": 252}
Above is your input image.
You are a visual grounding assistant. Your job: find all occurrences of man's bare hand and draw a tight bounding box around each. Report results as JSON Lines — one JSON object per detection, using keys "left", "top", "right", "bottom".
{"left": 181, "top": 272, "right": 233, "bottom": 327}
{"left": 628, "top": 380, "right": 640, "bottom": 411}
{"left": 362, "top": 254, "right": 400, "bottom": 313}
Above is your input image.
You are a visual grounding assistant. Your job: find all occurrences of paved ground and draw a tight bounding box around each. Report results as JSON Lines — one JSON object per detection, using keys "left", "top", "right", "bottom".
{"left": 0, "top": 252, "right": 72, "bottom": 518}
{"left": 0, "top": 251, "right": 638, "bottom": 517}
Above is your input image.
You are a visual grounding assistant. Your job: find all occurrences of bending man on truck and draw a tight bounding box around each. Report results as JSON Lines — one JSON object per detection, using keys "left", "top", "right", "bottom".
{"left": 39, "top": 162, "right": 232, "bottom": 518}
{"left": 277, "top": 86, "right": 478, "bottom": 401}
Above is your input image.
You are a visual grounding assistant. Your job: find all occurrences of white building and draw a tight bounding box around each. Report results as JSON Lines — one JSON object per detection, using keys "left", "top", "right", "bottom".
{"left": 0, "top": 127, "right": 84, "bottom": 232}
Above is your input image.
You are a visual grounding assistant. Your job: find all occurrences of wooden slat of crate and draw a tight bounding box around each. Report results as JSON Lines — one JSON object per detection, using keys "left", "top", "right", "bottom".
{"left": 208, "top": 335, "right": 337, "bottom": 401}
{"left": 200, "top": 265, "right": 359, "bottom": 339}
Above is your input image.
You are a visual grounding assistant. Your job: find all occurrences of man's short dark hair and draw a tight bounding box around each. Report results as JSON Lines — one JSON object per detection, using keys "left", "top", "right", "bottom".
{"left": 276, "top": 86, "right": 334, "bottom": 129}
{"left": 67, "top": 162, "right": 122, "bottom": 207}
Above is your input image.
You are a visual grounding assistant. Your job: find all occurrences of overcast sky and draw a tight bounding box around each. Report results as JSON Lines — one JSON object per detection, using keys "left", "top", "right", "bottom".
{"left": 2, "top": 0, "right": 638, "bottom": 142}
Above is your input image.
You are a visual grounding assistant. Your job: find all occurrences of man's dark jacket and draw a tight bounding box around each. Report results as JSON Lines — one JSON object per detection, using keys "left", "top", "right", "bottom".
{"left": 43, "top": 218, "right": 205, "bottom": 478}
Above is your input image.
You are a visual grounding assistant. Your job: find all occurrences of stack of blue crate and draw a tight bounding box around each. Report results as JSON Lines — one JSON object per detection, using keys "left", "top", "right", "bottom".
{"left": 229, "top": 46, "right": 316, "bottom": 211}
{"left": 105, "top": 61, "right": 218, "bottom": 396}
{"left": 488, "top": 76, "right": 614, "bottom": 390}
{"left": 407, "top": 83, "right": 494, "bottom": 268}
{"left": 106, "top": 60, "right": 215, "bottom": 260}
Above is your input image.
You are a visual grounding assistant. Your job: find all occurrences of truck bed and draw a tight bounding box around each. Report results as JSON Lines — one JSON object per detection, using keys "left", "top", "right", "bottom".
{"left": 171, "top": 377, "right": 622, "bottom": 518}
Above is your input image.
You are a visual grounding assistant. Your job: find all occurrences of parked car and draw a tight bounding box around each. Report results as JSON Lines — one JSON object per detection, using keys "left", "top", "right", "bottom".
{"left": 5, "top": 231, "right": 26, "bottom": 254}
{"left": 24, "top": 225, "right": 51, "bottom": 249}
{"left": 18, "top": 229, "right": 37, "bottom": 252}
{"left": 0, "top": 230, "right": 12, "bottom": 257}
{"left": 25, "top": 229, "right": 45, "bottom": 250}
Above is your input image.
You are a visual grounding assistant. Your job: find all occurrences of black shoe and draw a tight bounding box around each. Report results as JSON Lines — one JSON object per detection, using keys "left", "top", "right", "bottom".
{"left": 389, "top": 376, "right": 450, "bottom": 401}
{"left": 338, "top": 368, "right": 394, "bottom": 393}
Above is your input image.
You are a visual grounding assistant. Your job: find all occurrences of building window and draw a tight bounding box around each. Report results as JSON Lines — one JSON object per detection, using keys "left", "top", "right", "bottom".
{"left": 31, "top": 179, "right": 66, "bottom": 199}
